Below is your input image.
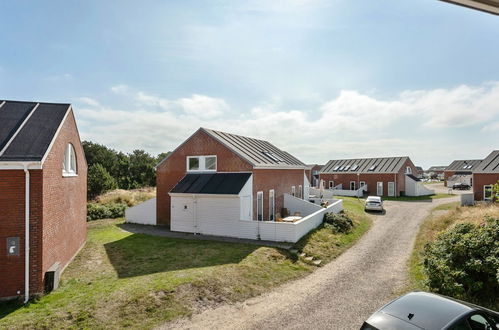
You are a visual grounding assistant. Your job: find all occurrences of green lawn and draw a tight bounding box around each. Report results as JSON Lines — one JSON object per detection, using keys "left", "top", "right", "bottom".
{"left": 383, "top": 193, "right": 455, "bottom": 201}
{"left": 0, "top": 201, "right": 371, "bottom": 329}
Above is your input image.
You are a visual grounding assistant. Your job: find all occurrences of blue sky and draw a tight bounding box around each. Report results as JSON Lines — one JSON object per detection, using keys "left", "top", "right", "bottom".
{"left": 1, "top": 0, "right": 498, "bottom": 168}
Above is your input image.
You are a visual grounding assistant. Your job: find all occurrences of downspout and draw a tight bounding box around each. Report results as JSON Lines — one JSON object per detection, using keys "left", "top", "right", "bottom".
{"left": 23, "top": 163, "right": 30, "bottom": 304}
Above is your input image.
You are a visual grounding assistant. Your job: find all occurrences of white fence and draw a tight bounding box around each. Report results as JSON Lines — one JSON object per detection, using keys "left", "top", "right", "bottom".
{"left": 125, "top": 198, "right": 156, "bottom": 225}
{"left": 237, "top": 197, "right": 343, "bottom": 243}
{"left": 405, "top": 176, "right": 435, "bottom": 196}
{"left": 309, "top": 187, "right": 365, "bottom": 198}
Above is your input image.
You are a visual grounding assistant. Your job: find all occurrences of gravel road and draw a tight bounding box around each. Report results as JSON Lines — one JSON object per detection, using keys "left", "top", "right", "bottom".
{"left": 163, "top": 197, "right": 458, "bottom": 330}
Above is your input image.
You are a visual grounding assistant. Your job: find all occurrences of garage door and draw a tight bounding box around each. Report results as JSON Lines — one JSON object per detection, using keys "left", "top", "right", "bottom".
{"left": 197, "top": 197, "right": 240, "bottom": 237}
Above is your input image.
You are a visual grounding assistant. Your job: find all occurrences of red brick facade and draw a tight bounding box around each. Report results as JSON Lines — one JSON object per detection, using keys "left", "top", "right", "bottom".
{"left": 156, "top": 129, "right": 307, "bottom": 225}
{"left": 252, "top": 169, "right": 305, "bottom": 220}
{"left": 157, "top": 130, "right": 252, "bottom": 226}
{"left": 472, "top": 173, "right": 499, "bottom": 201}
{"left": 0, "top": 110, "right": 87, "bottom": 300}
{"left": 319, "top": 159, "right": 417, "bottom": 197}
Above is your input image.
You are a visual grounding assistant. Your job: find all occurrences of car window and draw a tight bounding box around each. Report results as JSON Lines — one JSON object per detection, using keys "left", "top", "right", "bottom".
{"left": 451, "top": 320, "right": 471, "bottom": 330}
{"left": 360, "top": 322, "right": 379, "bottom": 330}
{"left": 468, "top": 314, "right": 494, "bottom": 330}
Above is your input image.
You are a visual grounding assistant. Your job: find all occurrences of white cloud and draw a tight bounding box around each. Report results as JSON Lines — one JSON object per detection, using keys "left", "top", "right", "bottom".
{"left": 74, "top": 82, "right": 499, "bottom": 167}
{"left": 176, "top": 94, "right": 229, "bottom": 118}
{"left": 110, "top": 84, "right": 131, "bottom": 94}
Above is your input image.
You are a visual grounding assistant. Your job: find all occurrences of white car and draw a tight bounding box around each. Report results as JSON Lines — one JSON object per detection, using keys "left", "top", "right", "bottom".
{"left": 365, "top": 196, "right": 383, "bottom": 212}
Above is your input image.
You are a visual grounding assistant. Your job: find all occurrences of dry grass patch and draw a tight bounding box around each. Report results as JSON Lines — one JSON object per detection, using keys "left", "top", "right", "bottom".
{"left": 95, "top": 187, "right": 156, "bottom": 206}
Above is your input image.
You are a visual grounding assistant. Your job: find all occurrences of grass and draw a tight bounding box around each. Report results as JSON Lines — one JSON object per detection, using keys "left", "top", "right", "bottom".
{"left": 0, "top": 200, "right": 372, "bottom": 329}
{"left": 95, "top": 187, "right": 156, "bottom": 207}
{"left": 408, "top": 202, "right": 499, "bottom": 293}
{"left": 383, "top": 193, "right": 455, "bottom": 201}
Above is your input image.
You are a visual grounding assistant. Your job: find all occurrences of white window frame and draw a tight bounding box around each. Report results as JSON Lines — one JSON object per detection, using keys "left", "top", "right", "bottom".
{"left": 329, "top": 181, "right": 334, "bottom": 189}
{"left": 257, "top": 191, "right": 264, "bottom": 221}
{"left": 388, "top": 182, "right": 395, "bottom": 197}
{"left": 350, "top": 181, "right": 356, "bottom": 190}
{"left": 484, "top": 185, "right": 493, "bottom": 201}
{"left": 406, "top": 166, "right": 412, "bottom": 174}
{"left": 377, "top": 182, "right": 383, "bottom": 196}
{"left": 268, "top": 189, "right": 275, "bottom": 221}
{"left": 291, "top": 186, "right": 296, "bottom": 197}
{"left": 62, "top": 143, "right": 78, "bottom": 177}
{"left": 186, "top": 155, "right": 217, "bottom": 172}
{"left": 360, "top": 181, "right": 366, "bottom": 188}
{"left": 298, "top": 185, "right": 303, "bottom": 199}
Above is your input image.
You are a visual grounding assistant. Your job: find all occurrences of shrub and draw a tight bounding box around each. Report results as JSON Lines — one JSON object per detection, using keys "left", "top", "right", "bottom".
{"left": 422, "top": 216, "right": 499, "bottom": 307}
{"left": 88, "top": 164, "right": 118, "bottom": 199}
{"left": 323, "top": 212, "right": 353, "bottom": 234}
{"left": 87, "top": 202, "right": 127, "bottom": 221}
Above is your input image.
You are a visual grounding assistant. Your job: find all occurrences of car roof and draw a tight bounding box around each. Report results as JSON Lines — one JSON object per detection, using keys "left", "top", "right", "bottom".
{"left": 371, "top": 292, "right": 473, "bottom": 330}
{"left": 366, "top": 196, "right": 381, "bottom": 201}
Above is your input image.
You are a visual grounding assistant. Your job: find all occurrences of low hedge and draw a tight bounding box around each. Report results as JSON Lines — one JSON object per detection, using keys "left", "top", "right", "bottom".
{"left": 87, "top": 202, "right": 127, "bottom": 221}
{"left": 323, "top": 212, "right": 354, "bottom": 234}
{"left": 423, "top": 216, "right": 499, "bottom": 308}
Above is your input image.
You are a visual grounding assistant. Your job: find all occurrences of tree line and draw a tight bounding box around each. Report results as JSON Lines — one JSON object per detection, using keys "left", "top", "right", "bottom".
{"left": 83, "top": 141, "right": 170, "bottom": 199}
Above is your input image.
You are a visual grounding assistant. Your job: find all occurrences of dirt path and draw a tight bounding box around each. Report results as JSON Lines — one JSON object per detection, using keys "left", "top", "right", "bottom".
{"left": 161, "top": 197, "right": 458, "bottom": 330}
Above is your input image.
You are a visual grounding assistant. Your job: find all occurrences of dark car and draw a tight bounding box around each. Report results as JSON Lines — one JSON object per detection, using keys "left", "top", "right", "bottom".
{"left": 452, "top": 183, "right": 471, "bottom": 190}
{"left": 360, "top": 292, "right": 499, "bottom": 330}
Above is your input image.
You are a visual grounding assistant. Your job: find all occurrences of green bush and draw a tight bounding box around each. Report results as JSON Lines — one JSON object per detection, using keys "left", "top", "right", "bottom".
{"left": 87, "top": 202, "right": 127, "bottom": 221}
{"left": 423, "top": 216, "right": 499, "bottom": 307}
{"left": 323, "top": 212, "right": 353, "bottom": 234}
{"left": 88, "top": 163, "right": 118, "bottom": 199}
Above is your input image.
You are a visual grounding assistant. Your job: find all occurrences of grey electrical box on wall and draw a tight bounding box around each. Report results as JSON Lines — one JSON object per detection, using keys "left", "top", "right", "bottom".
{"left": 7, "top": 237, "right": 20, "bottom": 256}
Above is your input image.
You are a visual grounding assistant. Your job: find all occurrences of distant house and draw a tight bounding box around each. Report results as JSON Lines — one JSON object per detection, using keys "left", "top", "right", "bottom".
{"left": 427, "top": 166, "right": 447, "bottom": 180}
{"left": 415, "top": 166, "right": 424, "bottom": 179}
{"left": 472, "top": 150, "right": 499, "bottom": 201}
{"left": 133, "top": 128, "right": 341, "bottom": 243}
{"left": 0, "top": 100, "right": 87, "bottom": 301}
{"left": 306, "top": 164, "right": 324, "bottom": 188}
{"left": 319, "top": 156, "right": 432, "bottom": 197}
{"left": 443, "top": 159, "right": 482, "bottom": 187}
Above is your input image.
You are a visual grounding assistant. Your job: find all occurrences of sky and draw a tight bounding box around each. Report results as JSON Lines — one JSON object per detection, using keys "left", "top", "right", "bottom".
{"left": 1, "top": 0, "right": 498, "bottom": 168}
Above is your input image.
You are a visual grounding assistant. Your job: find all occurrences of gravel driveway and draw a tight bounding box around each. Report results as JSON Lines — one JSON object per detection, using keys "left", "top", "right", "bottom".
{"left": 163, "top": 197, "right": 458, "bottom": 330}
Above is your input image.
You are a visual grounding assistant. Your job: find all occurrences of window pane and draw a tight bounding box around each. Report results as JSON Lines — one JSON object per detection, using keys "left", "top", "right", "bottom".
{"left": 205, "top": 156, "right": 216, "bottom": 170}
{"left": 189, "top": 157, "right": 199, "bottom": 170}
{"left": 269, "top": 190, "right": 274, "bottom": 221}
{"left": 469, "top": 314, "right": 492, "bottom": 330}
{"left": 70, "top": 145, "right": 77, "bottom": 173}
{"left": 257, "top": 192, "right": 263, "bottom": 221}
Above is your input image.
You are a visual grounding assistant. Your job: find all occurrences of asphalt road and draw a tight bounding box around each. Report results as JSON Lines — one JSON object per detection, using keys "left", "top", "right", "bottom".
{"left": 164, "top": 197, "right": 458, "bottom": 330}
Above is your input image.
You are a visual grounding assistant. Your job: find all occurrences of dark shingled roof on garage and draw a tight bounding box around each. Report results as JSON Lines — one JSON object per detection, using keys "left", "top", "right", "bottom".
{"left": 0, "top": 100, "right": 71, "bottom": 161}
{"left": 170, "top": 172, "right": 252, "bottom": 194}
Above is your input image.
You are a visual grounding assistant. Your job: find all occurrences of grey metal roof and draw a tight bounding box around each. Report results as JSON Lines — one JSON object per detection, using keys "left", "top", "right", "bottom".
{"left": 445, "top": 159, "right": 482, "bottom": 172}
{"left": 415, "top": 166, "right": 423, "bottom": 172}
{"left": 202, "top": 128, "right": 306, "bottom": 168}
{"left": 170, "top": 173, "right": 252, "bottom": 194}
{"left": 474, "top": 150, "right": 499, "bottom": 173}
{"left": 321, "top": 156, "right": 409, "bottom": 174}
{"left": 0, "top": 100, "right": 70, "bottom": 162}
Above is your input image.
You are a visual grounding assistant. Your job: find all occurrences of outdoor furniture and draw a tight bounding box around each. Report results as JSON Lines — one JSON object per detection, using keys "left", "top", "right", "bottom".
{"left": 282, "top": 216, "right": 302, "bottom": 223}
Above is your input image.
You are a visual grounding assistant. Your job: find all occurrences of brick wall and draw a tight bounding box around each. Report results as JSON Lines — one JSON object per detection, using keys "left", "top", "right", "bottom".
{"left": 42, "top": 110, "right": 87, "bottom": 287}
{"left": 252, "top": 169, "right": 305, "bottom": 220}
{"left": 0, "top": 110, "right": 87, "bottom": 300}
{"left": 472, "top": 173, "right": 499, "bottom": 200}
{"left": 156, "top": 129, "right": 252, "bottom": 226}
{"left": 0, "top": 170, "right": 43, "bottom": 299}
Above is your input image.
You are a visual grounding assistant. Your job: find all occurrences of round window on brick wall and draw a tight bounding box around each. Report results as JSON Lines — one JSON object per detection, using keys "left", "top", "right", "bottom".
{"left": 63, "top": 143, "right": 77, "bottom": 176}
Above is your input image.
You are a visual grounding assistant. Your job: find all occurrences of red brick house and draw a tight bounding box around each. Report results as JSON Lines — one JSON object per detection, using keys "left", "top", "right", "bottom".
{"left": 319, "top": 156, "right": 426, "bottom": 197}
{"left": 443, "top": 159, "right": 482, "bottom": 187}
{"left": 156, "top": 128, "right": 310, "bottom": 231}
{"left": 0, "top": 100, "right": 87, "bottom": 301}
{"left": 472, "top": 150, "right": 499, "bottom": 201}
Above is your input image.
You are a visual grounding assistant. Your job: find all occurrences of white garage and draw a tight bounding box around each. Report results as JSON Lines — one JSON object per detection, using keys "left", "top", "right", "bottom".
{"left": 170, "top": 172, "right": 253, "bottom": 237}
